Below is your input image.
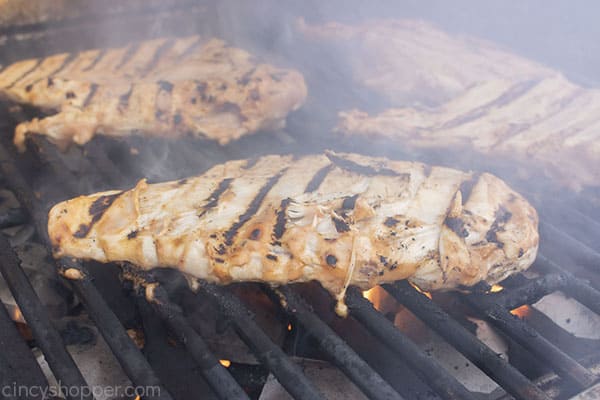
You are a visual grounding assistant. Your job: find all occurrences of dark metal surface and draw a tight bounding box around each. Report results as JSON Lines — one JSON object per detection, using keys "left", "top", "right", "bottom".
{"left": 465, "top": 295, "right": 597, "bottom": 388}
{"left": 384, "top": 281, "right": 552, "bottom": 400}
{"left": 0, "top": 207, "right": 27, "bottom": 229}
{"left": 0, "top": 137, "right": 174, "bottom": 400}
{"left": 271, "top": 286, "right": 405, "bottom": 400}
{"left": 198, "top": 281, "right": 326, "bottom": 400}
{"left": 58, "top": 259, "right": 173, "bottom": 400}
{"left": 536, "top": 255, "right": 600, "bottom": 316}
{"left": 0, "top": 300, "right": 48, "bottom": 400}
{"left": 0, "top": 233, "right": 92, "bottom": 400}
{"left": 144, "top": 283, "right": 250, "bottom": 400}
{"left": 345, "top": 287, "right": 478, "bottom": 400}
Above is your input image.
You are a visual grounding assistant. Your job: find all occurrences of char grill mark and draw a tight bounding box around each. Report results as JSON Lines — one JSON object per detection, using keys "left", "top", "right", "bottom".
{"left": 118, "top": 86, "right": 134, "bottom": 110}
{"left": 272, "top": 198, "right": 291, "bottom": 240}
{"left": 82, "top": 83, "right": 99, "bottom": 108}
{"left": 237, "top": 67, "right": 257, "bottom": 86}
{"left": 441, "top": 80, "right": 538, "bottom": 129}
{"left": 458, "top": 174, "right": 479, "bottom": 205}
{"left": 73, "top": 192, "right": 122, "bottom": 238}
{"left": 51, "top": 52, "right": 78, "bottom": 77}
{"left": 198, "top": 178, "right": 234, "bottom": 218}
{"left": 141, "top": 39, "right": 176, "bottom": 76}
{"left": 342, "top": 194, "right": 359, "bottom": 210}
{"left": 384, "top": 217, "right": 399, "bottom": 227}
{"left": 178, "top": 37, "right": 204, "bottom": 60}
{"left": 243, "top": 157, "right": 259, "bottom": 170}
{"left": 326, "top": 254, "right": 338, "bottom": 266}
{"left": 332, "top": 216, "right": 351, "bottom": 233}
{"left": 224, "top": 170, "right": 286, "bottom": 246}
{"left": 325, "top": 152, "right": 403, "bottom": 177}
{"left": 24, "top": 53, "right": 78, "bottom": 89}
{"left": 304, "top": 163, "right": 334, "bottom": 193}
{"left": 423, "top": 164, "right": 433, "bottom": 178}
{"left": 82, "top": 49, "right": 107, "bottom": 72}
{"left": 445, "top": 217, "right": 469, "bottom": 238}
{"left": 115, "top": 43, "right": 141, "bottom": 70}
{"left": 157, "top": 80, "right": 174, "bottom": 93}
{"left": 4, "top": 59, "right": 43, "bottom": 89}
{"left": 486, "top": 206, "right": 513, "bottom": 248}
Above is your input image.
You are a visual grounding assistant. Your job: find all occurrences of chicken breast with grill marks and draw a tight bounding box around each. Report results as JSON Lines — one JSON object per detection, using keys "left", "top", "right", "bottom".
{"left": 301, "top": 18, "right": 600, "bottom": 190}
{"left": 48, "top": 152, "right": 539, "bottom": 315}
{"left": 0, "top": 36, "right": 307, "bottom": 151}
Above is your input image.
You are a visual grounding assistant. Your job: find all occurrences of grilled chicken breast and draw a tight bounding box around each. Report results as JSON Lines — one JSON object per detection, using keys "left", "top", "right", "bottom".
{"left": 0, "top": 36, "right": 307, "bottom": 151}
{"left": 0, "top": 0, "right": 180, "bottom": 28}
{"left": 298, "top": 18, "right": 554, "bottom": 106}
{"left": 337, "top": 76, "right": 600, "bottom": 190}
{"left": 301, "top": 19, "right": 600, "bottom": 190}
{"left": 48, "top": 152, "right": 539, "bottom": 314}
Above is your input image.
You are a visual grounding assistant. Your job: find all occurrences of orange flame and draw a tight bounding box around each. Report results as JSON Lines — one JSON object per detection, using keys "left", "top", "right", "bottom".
{"left": 362, "top": 287, "right": 378, "bottom": 303}
{"left": 510, "top": 305, "right": 531, "bottom": 319}
{"left": 409, "top": 283, "right": 432, "bottom": 299}
{"left": 287, "top": 323, "right": 292, "bottom": 331}
{"left": 12, "top": 306, "right": 24, "bottom": 323}
{"left": 219, "top": 359, "right": 231, "bottom": 368}
{"left": 490, "top": 284, "right": 504, "bottom": 293}
{"left": 134, "top": 395, "right": 141, "bottom": 400}
{"left": 362, "top": 286, "right": 391, "bottom": 310}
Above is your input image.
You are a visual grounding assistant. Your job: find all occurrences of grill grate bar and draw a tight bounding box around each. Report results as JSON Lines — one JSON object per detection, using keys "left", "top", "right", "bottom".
{"left": 344, "top": 287, "right": 477, "bottom": 400}
{"left": 144, "top": 282, "right": 250, "bottom": 400}
{"left": 197, "top": 281, "right": 326, "bottom": 400}
{"left": 384, "top": 281, "right": 551, "bottom": 400}
{"left": 464, "top": 295, "right": 597, "bottom": 388}
{"left": 536, "top": 255, "right": 600, "bottom": 315}
{"left": 27, "top": 136, "right": 83, "bottom": 196}
{"left": 488, "top": 273, "right": 570, "bottom": 310}
{"left": 536, "top": 200, "right": 600, "bottom": 251}
{"left": 58, "top": 259, "right": 174, "bottom": 400}
{"left": 0, "top": 233, "right": 93, "bottom": 400}
{"left": 0, "top": 353, "right": 21, "bottom": 400}
{"left": 270, "top": 285, "right": 405, "bottom": 400}
{"left": 540, "top": 221, "right": 600, "bottom": 270}
{"left": 0, "top": 207, "right": 27, "bottom": 229}
{"left": 0, "top": 300, "right": 48, "bottom": 398}
{"left": 0, "top": 140, "right": 174, "bottom": 400}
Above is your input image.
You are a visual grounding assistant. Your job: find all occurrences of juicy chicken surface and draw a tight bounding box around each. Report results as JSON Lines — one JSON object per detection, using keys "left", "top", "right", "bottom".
{"left": 301, "top": 19, "right": 600, "bottom": 190}
{"left": 48, "top": 152, "right": 539, "bottom": 313}
{"left": 0, "top": 36, "right": 307, "bottom": 151}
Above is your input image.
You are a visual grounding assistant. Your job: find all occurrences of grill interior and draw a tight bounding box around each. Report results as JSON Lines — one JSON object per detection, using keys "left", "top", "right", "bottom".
{"left": 0, "top": 4, "right": 599, "bottom": 400}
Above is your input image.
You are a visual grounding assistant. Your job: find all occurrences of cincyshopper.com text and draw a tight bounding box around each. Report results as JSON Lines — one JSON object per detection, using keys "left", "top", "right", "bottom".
{"left": 1, "top": 382, "right": 161, "bottom": 399}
